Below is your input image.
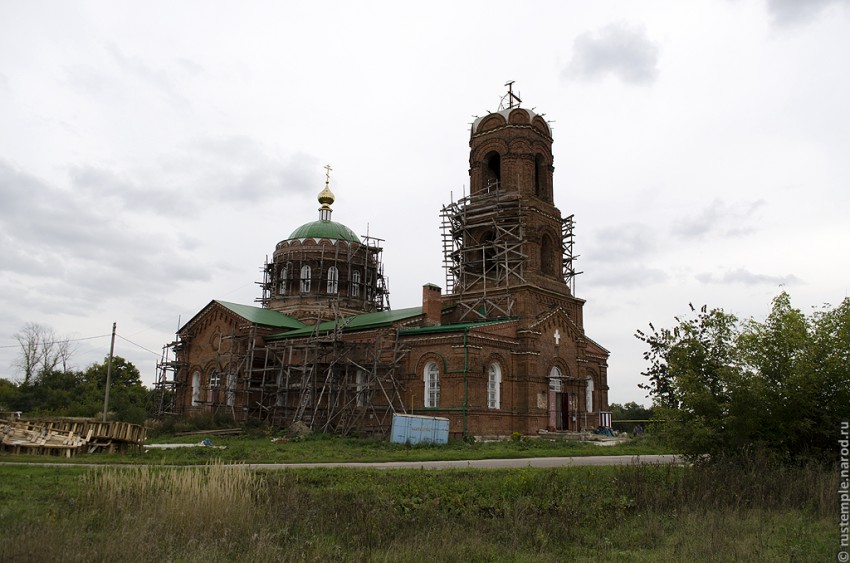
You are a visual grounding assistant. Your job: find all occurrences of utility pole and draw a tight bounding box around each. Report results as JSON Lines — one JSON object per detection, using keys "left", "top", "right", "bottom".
{"left": 102, "top": 322, "right": 116, "bottom": 422}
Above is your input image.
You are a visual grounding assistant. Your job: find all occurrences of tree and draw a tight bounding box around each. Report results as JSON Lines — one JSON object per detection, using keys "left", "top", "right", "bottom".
{"left": 82, "top": 356, "right": 148, "bottom": 424}
{"left": 12, "top": 323, "right": 77, "bottom": 383}
{"left": 636, "top": 292, "right": 850, "bottom": 463}
{"left": 0, "top": 355, "right": 149, "bottom": 424}
{"left": 609, "top": 402, "right": 654, "bottom": 433}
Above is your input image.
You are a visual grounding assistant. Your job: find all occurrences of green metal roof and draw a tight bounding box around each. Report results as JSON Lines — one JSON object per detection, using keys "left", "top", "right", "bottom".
{"left": 398, "top": 318, "right": 516, "bottom": 336}
{"left": 268, "top": 306, "right": 423, "bottom": 340}
{"left": 288, "top": 219, "right": 361, "bottom": 243}
{"left": 215, "top": 300, "right": 305, "bottom": 329}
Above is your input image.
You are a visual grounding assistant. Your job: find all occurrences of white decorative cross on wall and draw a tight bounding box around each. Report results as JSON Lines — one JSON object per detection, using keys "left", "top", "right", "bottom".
{"left": 554, "top": 329, "right": 561, "bottom": 345}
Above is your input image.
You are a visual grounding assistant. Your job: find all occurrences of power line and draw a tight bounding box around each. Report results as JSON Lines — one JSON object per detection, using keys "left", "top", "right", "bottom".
{"left": 0, "top": 334, "right": 110, "bottom": 349}
{"left": 116, "top": 334, "right": 161, "bottom": 357}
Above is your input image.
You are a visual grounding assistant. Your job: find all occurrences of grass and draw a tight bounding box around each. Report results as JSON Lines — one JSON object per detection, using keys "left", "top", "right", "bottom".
{"left": 0, "top": 430, "right": 674, "bottom": 466}
{"left": 0, "top": 460, "right": 837, "bottom": 561}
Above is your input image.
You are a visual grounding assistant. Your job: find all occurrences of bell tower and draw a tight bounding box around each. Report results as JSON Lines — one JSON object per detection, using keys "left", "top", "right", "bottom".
{"left": 441, "top": 84, "right": 580, "bottom": 323}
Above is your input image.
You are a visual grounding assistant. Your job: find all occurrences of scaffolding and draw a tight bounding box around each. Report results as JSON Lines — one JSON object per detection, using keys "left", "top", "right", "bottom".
{"left": 179, "top": 309, "right": 409, "bottom": 435}
{"left": 441, "top": 187, "right": 526, "bottom": 321}
{"left": 267, "top": 328, "right": 407, "bottom": 435}
{"left": 256, "top": 235, "right": 390, "bottom": 313}
{"left": 152, "top": 336, "right": 184, "bottom": 416}
{"left": 562, "top": 214, "right": 582, "bottom": 294}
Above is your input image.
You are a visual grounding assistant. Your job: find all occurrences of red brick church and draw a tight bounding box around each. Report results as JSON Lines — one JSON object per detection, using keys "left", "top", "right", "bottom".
{"left": 158, "top": 90, "right": 611, "bottom": 438}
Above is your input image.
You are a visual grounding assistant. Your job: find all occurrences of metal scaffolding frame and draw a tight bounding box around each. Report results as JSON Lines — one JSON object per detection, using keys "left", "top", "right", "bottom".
{"left": 256, "top": 235, "right": 390, "bottom": 313}
{"left": 441, "top": 188, "right": 526, "bottom": 320}
{"left": 153, "top": 336, "right": 184, "bottom": 417}
{"left": 562, "top": 214, "right": 582, "bottom": 294}
{"left": 174, "top": 309, "right": 409, "bottom": 435}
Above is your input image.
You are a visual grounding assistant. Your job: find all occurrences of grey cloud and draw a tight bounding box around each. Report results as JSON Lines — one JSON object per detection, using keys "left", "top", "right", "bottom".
{"left": 767, "top": 0, "right": 849, "bottom": 26}
{"left": 695, "top": 268, "right": 801, "bottom": 286}
{"left": 69, "top": 164, "right": 194, "bottom": 218}
{"left": 0, "top": 159, "right": 209, "bottom": 312}
{"left": 69, "top": 137, "right": 320, "bottom": 214}
{"left": 563, "top": 23, "right": 660, "bottom": 85}
{"left": 174, "top": 137, "right": 320, "bottom": 203}
{"left": 671, "top": 199, "right": 765, "bottom": 239}
{"left": 585, "top": 263, "right": 669, "bottom": 289}
{"left": 589, "top": 223, "right": 658, "bottom": 263}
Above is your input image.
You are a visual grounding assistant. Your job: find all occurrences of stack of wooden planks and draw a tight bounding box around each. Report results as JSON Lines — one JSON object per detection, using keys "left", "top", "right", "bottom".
{"left": 0, "top": 418, "right": 146, "bottom": 457}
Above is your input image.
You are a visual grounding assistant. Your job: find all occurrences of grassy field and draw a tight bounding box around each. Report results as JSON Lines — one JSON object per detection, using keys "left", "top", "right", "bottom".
{"left": 0, "top": 431, "right": 674, "bottom": 466}
{"left": 0, "top": 459, "right": 836, "bottom": 562}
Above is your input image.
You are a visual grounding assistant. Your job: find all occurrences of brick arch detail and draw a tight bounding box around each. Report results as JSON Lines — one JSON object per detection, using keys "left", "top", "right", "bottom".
{"left": 476, "top": 113, "right": 508, "bottom": 133}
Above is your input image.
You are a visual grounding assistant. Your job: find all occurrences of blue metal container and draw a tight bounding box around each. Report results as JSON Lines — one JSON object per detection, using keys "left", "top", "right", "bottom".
{"left": 390, "top": 414, "right": 450, "bottom": 445}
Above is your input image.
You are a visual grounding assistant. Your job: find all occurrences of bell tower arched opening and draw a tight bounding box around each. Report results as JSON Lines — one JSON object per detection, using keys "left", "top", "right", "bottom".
{"left": 483, "top": 151, "right": 501, "bottom": 192}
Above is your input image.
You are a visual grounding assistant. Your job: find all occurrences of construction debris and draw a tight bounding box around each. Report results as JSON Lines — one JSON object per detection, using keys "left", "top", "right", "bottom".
{"left": 173, "top": 428, "right": 243, "bottom": 437}
{"left": 0, "top": 418, "right": 146, "bottom": 457}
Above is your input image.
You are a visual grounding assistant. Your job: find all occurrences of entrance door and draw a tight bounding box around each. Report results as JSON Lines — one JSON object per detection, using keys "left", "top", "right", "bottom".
{"left": 555, "top": 392, "right": 569, "bottom": 430}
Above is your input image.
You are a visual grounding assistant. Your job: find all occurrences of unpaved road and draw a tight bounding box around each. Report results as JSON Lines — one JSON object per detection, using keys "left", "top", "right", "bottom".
{"left": 0, "top": 454, "right": 682, "bottom": 470}
{"left": 240, "top": 454, "right": 683, "bottom": 470}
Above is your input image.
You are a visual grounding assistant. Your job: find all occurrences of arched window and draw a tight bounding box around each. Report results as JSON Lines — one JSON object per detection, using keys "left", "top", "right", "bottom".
{"left": 191, "top": 370, "right": 201, "bottom": 406}
{"left": 300, "top": 265, "right": 311, "bottom": 293}
{"left": 209, "top": 369, "right": 220, "bottom": 404}
{"left": 351, "top": 270, "right": 361, "bottom": 297}
{"left": 481, "top": 230, "right": 496, "bottom": 275}
{"left": 541, "top": 234, "right": 556, "bottom": 276}
{"left": 366, "top": 272, "right": 373, "bottom": 301}
{"left": 278, "top": 265, "right": 288, "bottom": 295}
{"left": 226, "top": 372, "right": 235, "bottom": 407}
{"left": 275, "top": 371, "right": 284, "bottom": 407}
{"left": 483, "top": 151, "right": 501, "bottom": 192}
{"left": 356, "top": 369, "right": 368, "bottom": 407}
{"left": 534, "top": 154, "right": 547, "bottom": 199}
{"left": 327, "top": 266, "right": 339, "bottom": 294}
{"left": 487, "top": 363, "right": 501, "bottom": 409}
{"left": 424, "top": 362, "right": 440, "bottom": 408}
{"left": 585, "top": 376, "right": 594, "bottom": 413}
{"left": 549, "top": 366, "right": 563, "bottom": 391}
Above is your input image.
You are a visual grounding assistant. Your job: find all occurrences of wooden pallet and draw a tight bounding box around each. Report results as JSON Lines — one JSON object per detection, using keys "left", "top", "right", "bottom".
{"left": 0, "top": 419, "right": 147, "bottom": 457}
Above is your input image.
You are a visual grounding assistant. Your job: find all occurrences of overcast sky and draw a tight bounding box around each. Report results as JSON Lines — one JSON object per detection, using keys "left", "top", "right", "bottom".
{"left": 1, "top": 0, "right": 848, "bottom": 406}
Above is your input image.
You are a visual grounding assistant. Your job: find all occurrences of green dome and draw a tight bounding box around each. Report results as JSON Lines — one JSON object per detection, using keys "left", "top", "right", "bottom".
{"left": 288, "top": 219, "right": 361, "bottom": 243}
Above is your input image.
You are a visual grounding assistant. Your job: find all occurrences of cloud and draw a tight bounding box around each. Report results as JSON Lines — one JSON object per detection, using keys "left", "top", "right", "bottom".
{"left": 585, "top": 263, "right": 669, "bottom": 289}
{"left": 105, "top": 43, "right": 190, "bottom": 107}
{"left": 767, "top": 0, "right": 850, "bottom": 26}
{"left": 0, "top": 159, "right": 210, "bottom": 316}
{"left": 178, "top": 137, "right": 320, "bottom": 203}
{"left": 589, "top": 223, "right": 658, "bottom": 263}
{"left": 563, "top": 22, "right": 660, "bottom": 85}
{"left": 671, "top": 199, "right": 765, "bottom": 239}
{"left": 68, "top": 137, "right": 321, "bottom": 215}
{"left": 695, "top": 268, "right": 801, "bottom": 286}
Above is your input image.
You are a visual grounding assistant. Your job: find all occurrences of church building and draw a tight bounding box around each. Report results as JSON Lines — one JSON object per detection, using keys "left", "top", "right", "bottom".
{"left": 158, "top": 90, "right": 611, "bottom": 438}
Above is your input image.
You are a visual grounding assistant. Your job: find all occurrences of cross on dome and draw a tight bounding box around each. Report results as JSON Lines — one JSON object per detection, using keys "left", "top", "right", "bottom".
{"left": 318, "top": 164, "right": 335, "bottom": 220}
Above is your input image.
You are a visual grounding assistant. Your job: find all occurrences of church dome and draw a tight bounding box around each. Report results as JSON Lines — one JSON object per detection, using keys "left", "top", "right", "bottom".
{"left": 286, "top": 167, "right": 361, "bottom": 243}
{"left": 288, "top": 219, "right": 361, "bottom": 243}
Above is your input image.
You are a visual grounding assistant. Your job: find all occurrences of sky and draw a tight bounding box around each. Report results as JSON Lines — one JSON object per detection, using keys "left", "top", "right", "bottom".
{"left": 1, "top": 0, "right": 848, "bottom": 406}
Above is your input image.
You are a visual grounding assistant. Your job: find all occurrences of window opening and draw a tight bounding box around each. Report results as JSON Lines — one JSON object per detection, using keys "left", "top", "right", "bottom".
{"left": 488, "top": 363, "right": 501, "bottom": 409}
{"left": 300, "top": 265, "right": 311, "bottom": 293}
{"left": 424, "top": 362, "right": 440, "bottom": 408}
{"left": 327, "top": 266, "right": 339, "bottom": 294}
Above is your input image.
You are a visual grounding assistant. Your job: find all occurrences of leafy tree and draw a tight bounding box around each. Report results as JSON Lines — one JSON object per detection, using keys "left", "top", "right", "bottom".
{"left": 609, "top": 402, "right": 654, "bottom": 433}
{"left": 0, "top": 378, "right": 21, "bottom": 412}
{"left": 636, "top": 292, "right": 850, "bottom": 464}
{"left": 0, "top": 356, "right": 149, "bottom": 424}
{"left": 82, "top": 356, "right": 149, "bottom": 424}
